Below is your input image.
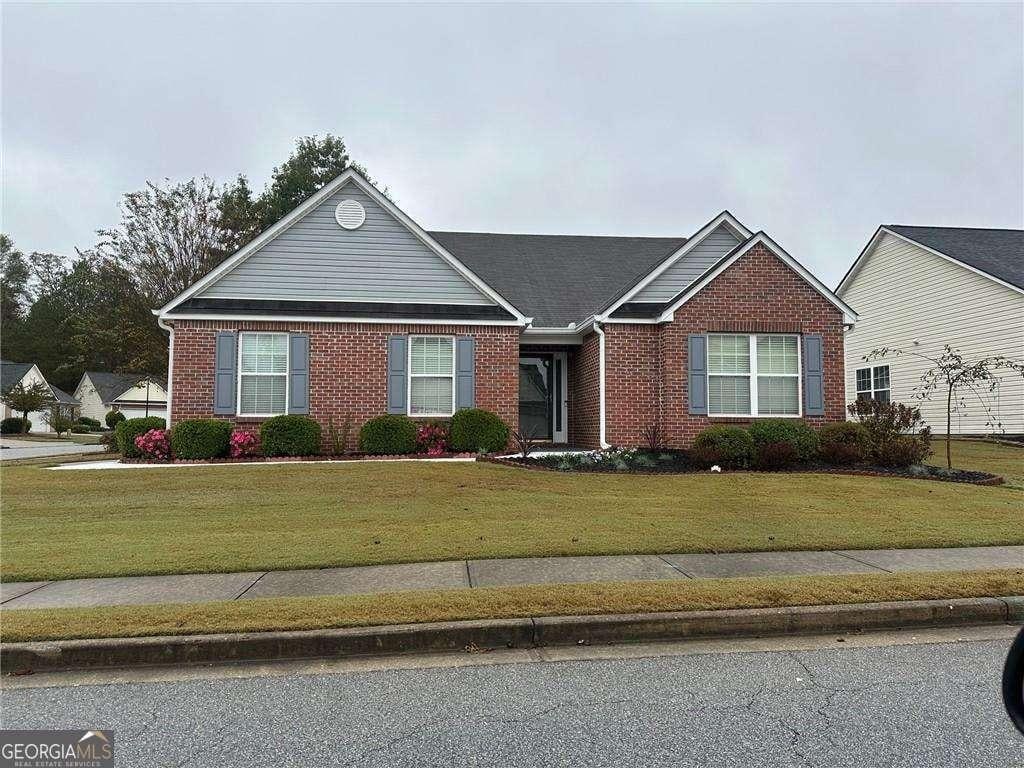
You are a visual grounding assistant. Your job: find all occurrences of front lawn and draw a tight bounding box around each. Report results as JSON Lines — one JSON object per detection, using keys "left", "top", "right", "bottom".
{"left": 3, "top": 569, "right": 1021, "bottom": 642}
{"left": 2, "top": 451, "right": 1021, "bottom": 582}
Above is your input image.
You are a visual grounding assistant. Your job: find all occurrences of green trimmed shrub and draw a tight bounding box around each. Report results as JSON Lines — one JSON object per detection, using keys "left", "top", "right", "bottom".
{"left": 359, "top": 414, "right": 417, "bottom": 455}
{"left": 105, "top": 410, "right": 126, "bottom": 429}
{"left": 69, "top": 424, "right": 91, "bottom": 434}
{"left": 260, "top": 415, "right": 321, "bottom": 457}
{"left": 753, "top": 441, "right": 799, "bottom": 470}
{"left": 818, "top": 422, "right": 870, "bottom": 465}
{"left": 448, "top": 408, "right": 510, "bottom": 453}
{"left": 747, "top": 418, "right": 819, "bottom": 462}
{"left": 77, "top": 416, "right": 102, "bottom": 429}
{"left": 691, "top": 425, "right": 755, "bottom": 469}
{"left": 115, "top": 416, "right": 167, "bottom": 458}
{"left": 0, "top": 417, "right": 29, "bottom": 434}
{"left": 170, "top": 419, "right": 232, "bottom": 460}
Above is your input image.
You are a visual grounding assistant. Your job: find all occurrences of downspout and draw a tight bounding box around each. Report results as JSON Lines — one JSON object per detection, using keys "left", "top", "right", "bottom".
{"left": 157, "top": 317, "right": 173, "bottom": 429}
{"left": 594, "top": 321, "right": 610, "bottom": 449}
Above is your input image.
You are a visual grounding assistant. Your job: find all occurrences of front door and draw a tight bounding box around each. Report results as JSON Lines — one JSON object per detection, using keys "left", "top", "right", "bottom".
{"left": 518, "top": 352, "right": 567, "bottom": 443}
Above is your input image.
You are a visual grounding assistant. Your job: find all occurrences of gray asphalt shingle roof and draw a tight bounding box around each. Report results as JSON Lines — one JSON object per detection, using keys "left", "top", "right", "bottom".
{"left": 49, "top": 384, "right": 80, "bottom": 406}
{"left": 86, "top": 371, "right": 167, "bottom": 404}
{"left": 428, "top": 231, "right": 687, "bottom": 327}
{"left": 887, "top": 225, "right": 1023, "bottom": 290}
{"left": 0, "top": 360, "right": 33, "bottom": 394}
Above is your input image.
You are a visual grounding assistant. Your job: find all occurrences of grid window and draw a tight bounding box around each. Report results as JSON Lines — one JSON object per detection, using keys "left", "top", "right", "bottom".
{"left": 238, "top": 333, "right": 288, "bottom": 415}
{"left": 706, "top": 334, "right": 801, "bottom": 417}
{"left": 856, "top": 365, "right": 891, "bottom": 403}
{"left": 409, "top": 337, "right": 455, "bottom": 416}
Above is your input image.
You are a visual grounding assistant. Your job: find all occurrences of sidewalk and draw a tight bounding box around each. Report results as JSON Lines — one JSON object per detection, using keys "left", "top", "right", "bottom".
{"left": 2, "top": 545, "right": 1021, "bottom": 611}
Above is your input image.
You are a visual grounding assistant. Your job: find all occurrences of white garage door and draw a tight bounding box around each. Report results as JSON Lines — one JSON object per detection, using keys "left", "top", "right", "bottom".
{"left": 118, "top": 406, "right": 168, "bottom": 422}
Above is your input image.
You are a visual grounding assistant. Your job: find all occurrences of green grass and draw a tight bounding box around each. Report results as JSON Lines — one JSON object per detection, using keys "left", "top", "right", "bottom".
{"left": 3, "top": 569, "right": 1021, "bottom": 643}
{"left": 927, "top": 438, "right": 1024, "bottom": 485}
{"left": 2, "top": 443, "right": 1021, "bottom": 582}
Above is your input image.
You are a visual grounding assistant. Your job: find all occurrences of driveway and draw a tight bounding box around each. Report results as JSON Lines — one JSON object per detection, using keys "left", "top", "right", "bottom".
{"left": 0, "top": 437, "right": 105, "bottom": 461}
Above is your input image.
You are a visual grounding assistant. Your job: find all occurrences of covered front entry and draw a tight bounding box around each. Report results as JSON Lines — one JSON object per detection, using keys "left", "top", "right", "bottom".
{"left": 518, "top": 351, "right": 568, "bottom": 443}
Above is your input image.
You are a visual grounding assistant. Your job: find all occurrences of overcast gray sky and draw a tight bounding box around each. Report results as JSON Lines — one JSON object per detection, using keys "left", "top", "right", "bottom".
{"left": 3, "top": 2, "right": 1022, "bottom": 286}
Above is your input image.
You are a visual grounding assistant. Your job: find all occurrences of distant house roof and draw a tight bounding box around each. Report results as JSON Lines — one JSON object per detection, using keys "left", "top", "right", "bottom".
{"left": 428, "top": 232, "right": 687, "bottom": 327}
{"left": 0, "top": 360, "right": 34, "bottom": 394}
{"left": 85, "top": 371, "right": 168, "bottom": 404}
{"left": 49, "top": 384, "right": 80, "bottom": 406}
{"left": 886, "top": 226, "right": 1023, "bottom": 291}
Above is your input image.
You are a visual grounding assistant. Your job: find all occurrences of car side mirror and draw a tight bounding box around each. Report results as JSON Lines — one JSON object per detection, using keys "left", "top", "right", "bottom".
{"left": 1004, "top": 627, "right": 1024, "bottom": 735}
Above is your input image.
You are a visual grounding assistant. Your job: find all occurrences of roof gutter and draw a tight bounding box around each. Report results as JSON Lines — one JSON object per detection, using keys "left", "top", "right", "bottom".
{"left": 157, "top": 317, "right": 174, "bottom": 429}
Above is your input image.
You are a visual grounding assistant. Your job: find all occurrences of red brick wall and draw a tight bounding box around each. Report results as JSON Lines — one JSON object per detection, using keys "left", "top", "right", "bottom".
{"left": 603, "top": 243, "right": 847, "bottom": 448}
{"left": 569, "top": 333, "right": 601, "bottom": 449}
{"left": 170, "top": 320, "right": 519, "bottom": 451}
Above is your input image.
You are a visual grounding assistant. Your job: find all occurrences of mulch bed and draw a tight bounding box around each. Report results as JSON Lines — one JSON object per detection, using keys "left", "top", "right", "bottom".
{"left": 121, "top": 452, "right": 477, "bottom": 465}
{"left": 478, "top": 456, "right": 1005, "bottom": 486}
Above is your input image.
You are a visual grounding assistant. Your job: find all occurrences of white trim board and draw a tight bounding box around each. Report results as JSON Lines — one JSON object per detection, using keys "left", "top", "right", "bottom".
{"left": 656, "top": 232, "right": 858, "bottom": 325}
{"left": 157, "top": 169, "right": 529, "bottom": 324}
{"left": 837, "top": 226, "right": 1024, "bottom": 298}
{"left": 599, "top": 211, "right": 753, "bottom": 317}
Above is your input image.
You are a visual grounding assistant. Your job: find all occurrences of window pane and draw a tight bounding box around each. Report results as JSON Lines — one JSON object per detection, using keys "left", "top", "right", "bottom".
{"left": 240, "top": 333, "right": 287, "bottom": 374}
{"left": 410, "top": 377, "right": 453, "bottom": 415}
{"left": 757, "top": 376, "right": 800, "bottom": 415}
{"left": 239, "top": 375, "right": 286, "bottom": 414}
{"left": 855, "top": 368, "right": 872, "bottom": 393}
{"left": 708, "top": 375, "right": 751, "bottom": 414}
{"left": 756, "top": 336, "right": 798, "bottom": 375}
{"left": 874, "top": 389, "right": 891, "bottom": 404}
{"left": 411, "top": 337, "right": 453, "bottom": 375}
{"left": 708, "top": 335, "right": 750, "bottom": 374}
{"left": 240, "top": 334, "right": 258, "bottom": 374}
{"left": 873, "top": 365, "right": 890, "bottom": 391}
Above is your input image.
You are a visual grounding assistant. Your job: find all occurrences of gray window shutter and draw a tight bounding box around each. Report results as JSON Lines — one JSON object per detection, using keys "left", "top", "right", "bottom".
{"left": 455, "top": 336, "right": 475, "bottom": 410}
{"left": 803, "top": 334, "right": 825, "bottom": 416}
{"left": 387, "top": 335, "right": 408, "bottom": 414}
{"left": 688, "top": 334, "right": 708, "bottom": 415}
{"left": 288, "top": 333, "right": 310, "bottom": 415}
{"left": 213, "top": 331, "right": 237, "bottom": 415}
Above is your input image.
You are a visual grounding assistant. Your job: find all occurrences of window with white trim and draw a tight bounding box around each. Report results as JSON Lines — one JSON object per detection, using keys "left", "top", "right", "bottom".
{"left": 238, "top": 332, "right": 288, "bottom": 415}
{"left": 409, "top": 336, "right": 455, "bottom": 416}
{"left": 707, "top": 334, "right": 802, "bottom": 417}
{"left": 856, "top": 365, "right": 890, "bottom": 404}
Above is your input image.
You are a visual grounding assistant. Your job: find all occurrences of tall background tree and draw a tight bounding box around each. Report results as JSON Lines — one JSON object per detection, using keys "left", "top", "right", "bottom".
{"left": 2, "top": 133, "right": 379, "bottom": 390}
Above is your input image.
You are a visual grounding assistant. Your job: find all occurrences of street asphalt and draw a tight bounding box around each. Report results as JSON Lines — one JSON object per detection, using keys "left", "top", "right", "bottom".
{"left": 2, "top": 627, "right": 1022, "bottom": 767}
{"left": 0, "top": 437, "right": 105, "bottom": 460}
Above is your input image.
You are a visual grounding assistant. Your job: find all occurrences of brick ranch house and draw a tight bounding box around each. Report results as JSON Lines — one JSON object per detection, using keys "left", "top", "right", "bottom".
{"left": 157, "top": 169, "right": 858, "bottom": 450}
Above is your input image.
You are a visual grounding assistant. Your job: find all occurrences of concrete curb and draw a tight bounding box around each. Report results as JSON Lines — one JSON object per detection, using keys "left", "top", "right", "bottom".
{"left": 2, "top": 597, "right": 1021, "bottom": 674}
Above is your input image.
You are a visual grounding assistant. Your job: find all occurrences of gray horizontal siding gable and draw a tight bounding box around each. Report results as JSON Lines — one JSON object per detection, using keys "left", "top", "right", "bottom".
{"left": 632, "top": 224, "right": 742, "bottom": 303}
{"left": 199, "top": 182, "right": 494, "bottom": 305}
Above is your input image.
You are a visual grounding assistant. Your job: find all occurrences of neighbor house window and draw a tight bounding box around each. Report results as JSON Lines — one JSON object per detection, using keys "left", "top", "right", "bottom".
{"left": 707, "top": 334, "right": 801, "bottom": 417}
{"left": 238, "top": 332, "right": 288, "bottom": 416}
{"left": 856, "top": 365, "right": 890, "bottom": 404}
{"left": 409, "top": 336, "right": 455, "bottom": 416}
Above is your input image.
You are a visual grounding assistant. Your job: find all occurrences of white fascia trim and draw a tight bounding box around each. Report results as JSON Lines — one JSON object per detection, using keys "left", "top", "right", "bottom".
{"left": 157, "top": 170, "right": 529, "bottom": 322}
{"left": 521, "top": 327, "right": 584, "bottom": 345}
{"left": 598, "top": 211, "right": 753, "bottom": 319}
{"left": 841, "top": 227, "right": 1024, "bottom": 298}
{"left": 594, "top": 322, "right": 610, "bottom": 449}
{"left": 658, "top": 233, "right": 859, "bottom": 325}
{"left": 159, "top": 313, "right": 525, "bottom": 326}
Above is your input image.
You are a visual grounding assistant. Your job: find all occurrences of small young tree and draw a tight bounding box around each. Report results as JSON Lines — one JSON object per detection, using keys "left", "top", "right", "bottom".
{"left": 865, "top": 345, "right": 1024, "bottom": 469}
{"left": 1, "top": 381, "right": 53, "bottom": 433}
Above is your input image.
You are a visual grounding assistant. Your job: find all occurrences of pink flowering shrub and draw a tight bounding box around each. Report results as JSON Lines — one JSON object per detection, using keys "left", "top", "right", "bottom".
{"left": 229, "top": 430, "right": 259, "bottom": 458}
{"left": 416, "top": 423, "right": 449, "bottom": 456}
{"left": 134, "top": 428, "right": 171, "bottom": 461}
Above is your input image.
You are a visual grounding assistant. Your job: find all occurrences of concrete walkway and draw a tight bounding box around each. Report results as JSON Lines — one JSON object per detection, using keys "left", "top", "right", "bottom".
{"left": 0, "top": 437, "right": 105, "bottom": 461}
{"left": 2, "top": 545, "right": 1021, "bottom": 611}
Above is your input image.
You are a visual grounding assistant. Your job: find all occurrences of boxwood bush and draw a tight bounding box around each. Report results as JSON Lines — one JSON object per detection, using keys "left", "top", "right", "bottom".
{"left": 105, "top": 410, "right": 126, "bottom": 429}
{"left": 170, "top": 419, "right": 233, "bottom": 460}
{"left": 818, "top": 422, "right": 870, "bottom": 465}
{"left": 77, "top": 416, "right": 102, "bottom": 429}
{"left": 747, "top": 418, "right": 819, "bottom": 462}
{"left": 0, "top": 417, "right": 30, "bottom": 434}
{"left": 359, "top": 414, "right": 417, "bottom": 455}
{"left": 448, "top": 408, "right": 510, "bottom": 453}
{"left": 115, "top": 416, "right": 167, "bottom": 458}
{"left": 691, "top": 425, "right": 755, "bottom": 469}
{"left": 260, "top": 415, "right": 321, "bottom": 457}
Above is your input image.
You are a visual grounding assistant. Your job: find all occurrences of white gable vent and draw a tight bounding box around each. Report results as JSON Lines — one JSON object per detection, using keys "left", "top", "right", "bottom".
{"left": 335, "top": 199, "right": 366, "bottom": 230}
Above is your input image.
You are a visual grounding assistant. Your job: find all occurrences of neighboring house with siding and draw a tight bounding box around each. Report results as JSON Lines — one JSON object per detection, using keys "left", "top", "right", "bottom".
{"left": 74, "top": 372, "right": 169, "bottom": 423}
{"left": 156, "top": 168, "right": 856, "bottom": 449}
{"left": 0, "top": 360, "right": 81, "bottom": 431}
{"left": 837, "top": 226, "right": 1024, "bottom": 435}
